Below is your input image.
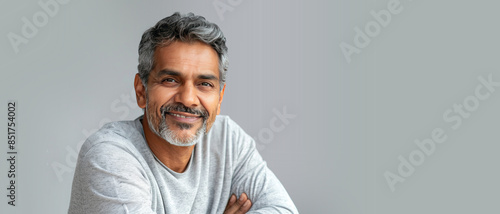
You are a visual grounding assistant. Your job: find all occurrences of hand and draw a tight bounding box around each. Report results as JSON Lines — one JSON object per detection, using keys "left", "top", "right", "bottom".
{"left": 224, "top": 193, "right": 252, "bottom": 214}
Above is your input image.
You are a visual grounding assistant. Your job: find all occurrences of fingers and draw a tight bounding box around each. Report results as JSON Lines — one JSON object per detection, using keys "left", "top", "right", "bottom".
{"left": 226, "top": 194, "right": 237, "bottom": 208}
{"left": 237, "top": 193, "right": 252, "bottom": 213}
{"left": 240, "top": 199, "right": 252, "bottom": 213}
{"left": 224, "top": 193, "right": 252, "bottom": 214}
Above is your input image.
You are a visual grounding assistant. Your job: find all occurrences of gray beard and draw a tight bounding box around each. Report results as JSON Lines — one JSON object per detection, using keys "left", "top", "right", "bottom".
{"left": 146, "top": 104, "right": 207, "bottom": 147}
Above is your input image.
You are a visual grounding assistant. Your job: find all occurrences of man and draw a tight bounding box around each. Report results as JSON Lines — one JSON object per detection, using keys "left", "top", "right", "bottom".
{"left": 68, "top": 12, "right": 298, "bottom": 214}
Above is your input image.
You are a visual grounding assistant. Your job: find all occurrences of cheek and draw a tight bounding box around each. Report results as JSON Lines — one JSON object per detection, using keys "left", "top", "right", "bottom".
{"left": 200, "top": 95, "right": 220, "bottom": 114}
{"left": 149, "top": 88, "right": 175, "bottom": 109}
{"left": 146, "top": 101, "right": 160, "bottom": 126}
{"left": 201, "top": 96, "right": 221, "bottom": 131}
{"left": 146, "top": 99, "right": 165, "bottom": 125}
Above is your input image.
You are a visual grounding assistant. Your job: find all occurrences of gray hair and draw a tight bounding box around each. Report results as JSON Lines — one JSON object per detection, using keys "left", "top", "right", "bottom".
{"left": 137, "top": 12, "right": 228, "bottom": 90}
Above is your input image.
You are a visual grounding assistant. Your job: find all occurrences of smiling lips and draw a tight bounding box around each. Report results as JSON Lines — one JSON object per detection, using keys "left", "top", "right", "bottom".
{"left": 166, "top": 111, "right": 202, "bottom": 123}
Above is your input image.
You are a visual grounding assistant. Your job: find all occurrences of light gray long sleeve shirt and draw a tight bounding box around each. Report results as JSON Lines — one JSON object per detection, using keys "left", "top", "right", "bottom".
{"left": 68, "top": 115, "right": 298, "bottom": 214}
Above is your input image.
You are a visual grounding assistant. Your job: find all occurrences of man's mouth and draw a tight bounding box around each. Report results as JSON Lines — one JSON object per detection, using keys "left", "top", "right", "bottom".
{"left": 166, "top": 112, "right": 201, "bottom": 119}
{"left": 159, "top": 103, "right": 208, "bottom": 126}
{"left": 164, "top": 111, "right": 205, "bottom": 125}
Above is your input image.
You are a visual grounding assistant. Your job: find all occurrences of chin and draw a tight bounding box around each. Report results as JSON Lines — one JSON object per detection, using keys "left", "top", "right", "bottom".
{"left": 160, "top": 118, "right": 207, "bottom": 147}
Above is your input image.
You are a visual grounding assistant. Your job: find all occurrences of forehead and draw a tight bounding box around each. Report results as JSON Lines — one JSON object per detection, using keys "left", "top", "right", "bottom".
{"left": 152, "top": 41, "right": 219, "bottom": 77}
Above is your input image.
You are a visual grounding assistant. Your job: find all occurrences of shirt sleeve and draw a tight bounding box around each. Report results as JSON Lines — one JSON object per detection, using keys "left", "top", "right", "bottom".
{"left": 230, "top": 121, "right": 299, "bottom": 214}
{"left": 68, "top": 142, "right": 156, "bottom": 214}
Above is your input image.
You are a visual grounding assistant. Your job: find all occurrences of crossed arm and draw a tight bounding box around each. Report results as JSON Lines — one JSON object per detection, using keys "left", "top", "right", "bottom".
{"left": 228, "top": 128, "right": 298, "bottom": 214}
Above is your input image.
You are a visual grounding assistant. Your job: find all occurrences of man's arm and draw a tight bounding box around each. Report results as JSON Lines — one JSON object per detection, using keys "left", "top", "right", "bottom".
{"left": 68, "top": 142, "right": 155, "bottom": 214}
{"left": 229, "top": 120, "right": 299, "bottom": 214}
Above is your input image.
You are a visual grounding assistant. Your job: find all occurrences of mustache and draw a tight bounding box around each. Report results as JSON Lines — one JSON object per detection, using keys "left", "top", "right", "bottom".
{"left": 160, "top": 103, "right": 209, "bottom": 119}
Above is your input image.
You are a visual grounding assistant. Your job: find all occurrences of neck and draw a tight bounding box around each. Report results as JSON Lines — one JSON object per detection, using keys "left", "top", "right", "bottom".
{"left": 141, "top": 116, "right": 194, "bottom": 173}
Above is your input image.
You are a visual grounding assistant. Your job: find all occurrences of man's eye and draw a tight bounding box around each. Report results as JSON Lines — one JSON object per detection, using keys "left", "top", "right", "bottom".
{"left": 163, "top": 78, "right": 176, "bottom": 83}
{"left": 200, "top": 82, "right": 213, "bottom": 87}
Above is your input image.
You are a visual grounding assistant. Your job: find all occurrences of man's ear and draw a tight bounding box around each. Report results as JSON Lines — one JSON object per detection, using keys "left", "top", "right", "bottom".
{"left": 134, "top": 74, "right": 147, "bottom": 109}
{"left": 217, "top": 84, "right": 226, "bottom": 115}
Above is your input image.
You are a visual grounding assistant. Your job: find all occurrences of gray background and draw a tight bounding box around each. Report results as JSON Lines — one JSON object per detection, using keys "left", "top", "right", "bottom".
{"left": 1, "top": 0, "right": 499, "bottom": 213}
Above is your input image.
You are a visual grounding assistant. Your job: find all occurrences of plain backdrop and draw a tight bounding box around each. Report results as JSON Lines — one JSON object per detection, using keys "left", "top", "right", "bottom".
{"left": 1, "top": 0, "right": 500, "bottom": 213}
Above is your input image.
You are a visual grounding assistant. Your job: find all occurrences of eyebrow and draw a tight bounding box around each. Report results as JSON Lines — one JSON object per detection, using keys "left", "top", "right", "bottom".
{"left": 198, "top": 74, "right": 218, "bottom": 81}
{"left": 156, "top": 69, "right": 219, "bottom": 81}
{"left": 156, "top": 69, "right": 181, "bottom": 77}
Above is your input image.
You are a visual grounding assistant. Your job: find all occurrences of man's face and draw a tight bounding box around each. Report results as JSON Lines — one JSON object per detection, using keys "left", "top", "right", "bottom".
{"left": 136, "top": 41, "right": 225, "bottom": 146}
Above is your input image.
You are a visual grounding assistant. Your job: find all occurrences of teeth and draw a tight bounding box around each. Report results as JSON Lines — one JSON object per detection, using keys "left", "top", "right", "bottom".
{"left": 170, "top": 113, "right": 197, "bottom": 118}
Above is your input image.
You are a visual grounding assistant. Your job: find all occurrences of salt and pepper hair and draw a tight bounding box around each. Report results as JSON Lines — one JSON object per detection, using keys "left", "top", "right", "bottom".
{"left": 137, "top": 12, "right": 228, "bottom": 90}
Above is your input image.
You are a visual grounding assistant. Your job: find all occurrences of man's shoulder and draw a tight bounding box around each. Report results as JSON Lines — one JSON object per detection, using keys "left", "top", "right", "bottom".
{"left": 212, "top": 115, "right": 245, "bottom": 134}
{"left": 213, "top": 114, "right": 230, "bottom": 126}
{"left": 79, "top": 117, "right": 144, "bottom": 158}
{"left": 209, "top": 115, "right": 253, "bottom": 147}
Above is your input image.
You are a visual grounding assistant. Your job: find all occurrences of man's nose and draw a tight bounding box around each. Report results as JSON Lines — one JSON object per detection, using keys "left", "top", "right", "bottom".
{"left": 174, "top": 83, "right": 198, "bottom": 107}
